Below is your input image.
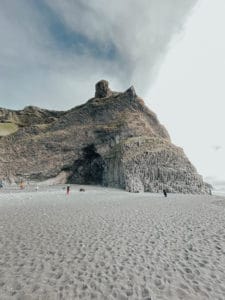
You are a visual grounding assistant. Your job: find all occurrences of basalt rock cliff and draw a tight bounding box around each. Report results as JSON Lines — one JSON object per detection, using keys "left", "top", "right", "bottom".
{"left": 0, "top": 80, "right": 209, "bottom": 193}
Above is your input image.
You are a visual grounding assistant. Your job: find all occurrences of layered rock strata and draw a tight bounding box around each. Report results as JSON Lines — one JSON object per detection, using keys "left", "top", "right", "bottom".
{"left": 0, "top": 81, "right": 209, "bottom": 193}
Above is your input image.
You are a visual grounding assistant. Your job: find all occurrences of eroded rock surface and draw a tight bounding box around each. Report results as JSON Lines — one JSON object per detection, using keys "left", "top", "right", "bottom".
{"left": 0, "top": 81, "right": 209, "bottom": 193}
{"left": 95, "top": 80, "right": 112, "bottom": 98}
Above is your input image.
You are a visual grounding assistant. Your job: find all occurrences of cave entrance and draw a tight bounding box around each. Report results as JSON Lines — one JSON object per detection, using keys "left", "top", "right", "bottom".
{"left": 69, "top": 144, "right": 105, "bottom": 185}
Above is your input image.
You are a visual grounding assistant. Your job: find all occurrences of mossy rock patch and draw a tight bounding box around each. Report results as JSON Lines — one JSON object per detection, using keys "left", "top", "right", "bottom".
{"left": 0, "top": 122, "right": 18, "bottom": 136}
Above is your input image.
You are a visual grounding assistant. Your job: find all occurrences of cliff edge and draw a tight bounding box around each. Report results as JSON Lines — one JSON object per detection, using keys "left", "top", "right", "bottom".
{"left": 0, "top": 80, "right": 209, "bottom": 193}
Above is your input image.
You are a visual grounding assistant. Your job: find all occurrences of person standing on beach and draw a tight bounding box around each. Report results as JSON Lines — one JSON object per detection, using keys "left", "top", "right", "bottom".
{"left": 20, "top": 181, "right": 25, "bottom": 190}
{"left": 163, "top": 189, "right": 167, "bottom": 197}
{"left": 66, "top": 185, "right": 70, "bottom": 195}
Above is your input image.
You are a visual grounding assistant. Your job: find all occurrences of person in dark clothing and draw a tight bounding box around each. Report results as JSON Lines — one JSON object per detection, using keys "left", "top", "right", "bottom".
{"left": 163, "top": 189, "right": 167, "bottom": 197}
{"left": 66, "top": 185, "right": 70, "bottom": 195}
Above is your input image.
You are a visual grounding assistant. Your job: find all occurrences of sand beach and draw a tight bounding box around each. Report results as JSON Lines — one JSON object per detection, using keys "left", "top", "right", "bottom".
{"left": 0, "top": 186, "right": 225, "bottom": 299}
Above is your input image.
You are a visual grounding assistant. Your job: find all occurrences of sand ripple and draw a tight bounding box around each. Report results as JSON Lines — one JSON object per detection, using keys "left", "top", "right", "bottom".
{"left": 0, "top": 188, "right": 225, "bottom": 299}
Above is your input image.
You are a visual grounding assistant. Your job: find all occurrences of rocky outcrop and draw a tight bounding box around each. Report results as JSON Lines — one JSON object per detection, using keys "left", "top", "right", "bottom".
{"left": 0, "top": 106, "right": 64, "bottom": 137}
{"left": 95, "top": 80, "right": 112, "bottom": 98}
{"left": 0, "top": 80, "right": 209, "bottom": 193}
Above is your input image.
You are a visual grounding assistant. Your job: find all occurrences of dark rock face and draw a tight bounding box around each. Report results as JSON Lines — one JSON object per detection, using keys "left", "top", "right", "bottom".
{"left": 0, "top": 81, "right": 210, "bottom": 193}
{"left": 95, "top": 80, "right": 112, "bottom": 98}
{"left": 68, "top": 144, "right": 105, "bottom": 185}
{"left": 125, "top": 86, "right": 137, "bottom": 99}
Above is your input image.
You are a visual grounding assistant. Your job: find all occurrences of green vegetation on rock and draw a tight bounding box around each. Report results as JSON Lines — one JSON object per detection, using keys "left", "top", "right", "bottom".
{"left": 0, "top": 123, "right": 18, "bottom": 136}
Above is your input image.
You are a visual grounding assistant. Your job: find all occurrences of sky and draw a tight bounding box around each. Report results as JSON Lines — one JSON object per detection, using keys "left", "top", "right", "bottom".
{"left": 0, "top": 0, "right": 224, "bottom": 186}
{"left": 149, "top": 0, "right": 225, "bottom": 187}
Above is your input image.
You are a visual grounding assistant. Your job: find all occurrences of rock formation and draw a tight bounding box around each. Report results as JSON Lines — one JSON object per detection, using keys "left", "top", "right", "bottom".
{"left": 95, "top": 80, "right": 112, "bottom": 98}
{"left": 0, "top": 80, "right": 209, "bottom": 193}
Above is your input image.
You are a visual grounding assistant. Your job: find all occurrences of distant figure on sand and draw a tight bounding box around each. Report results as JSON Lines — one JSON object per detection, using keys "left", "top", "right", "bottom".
{"left": 66, "top": 185, "right": 70, "bottom": 195}
{"left": 163, "top": 189, "right": 167, "bottom": 197}
{"left": 19, "top": 181, "right": 25, "bottom": 190}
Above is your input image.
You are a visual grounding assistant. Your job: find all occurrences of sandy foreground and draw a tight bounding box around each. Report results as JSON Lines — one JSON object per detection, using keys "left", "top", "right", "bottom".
{"left": 0, "top": 186, "right": 225, "bottom": 300}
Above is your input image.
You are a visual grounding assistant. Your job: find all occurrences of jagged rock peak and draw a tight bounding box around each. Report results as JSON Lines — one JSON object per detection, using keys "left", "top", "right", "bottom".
{"left": 95, "top": 80, "right": 112, "bottom": 98}
{"left": 125, "top": 86, "right": 136, "bottom": 99}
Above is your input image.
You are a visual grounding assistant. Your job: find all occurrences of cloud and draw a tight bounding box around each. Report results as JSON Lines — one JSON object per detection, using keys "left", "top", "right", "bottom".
{"left": 0, "top": 0, "right": 197, "bottom": 110}
{"left": 212, "top": 145, "right": 222, "bottom": 151}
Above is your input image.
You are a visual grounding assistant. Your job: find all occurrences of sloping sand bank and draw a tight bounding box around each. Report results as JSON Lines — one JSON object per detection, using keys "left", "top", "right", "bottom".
{"left": 0, "top": 186, "right": 225, "bottom": 299}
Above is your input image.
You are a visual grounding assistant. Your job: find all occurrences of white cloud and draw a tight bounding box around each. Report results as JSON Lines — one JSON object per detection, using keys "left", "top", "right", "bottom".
{"left": 0, "top": 0, "right": 197, "bottom": 109}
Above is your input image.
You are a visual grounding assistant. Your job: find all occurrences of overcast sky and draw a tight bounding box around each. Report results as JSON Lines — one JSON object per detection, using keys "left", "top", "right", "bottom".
{"left": 149, "top": 0, "right": 225, "bottom": 186}
{"left": 0, "top": 0, "right": 224, "bottom": 185}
